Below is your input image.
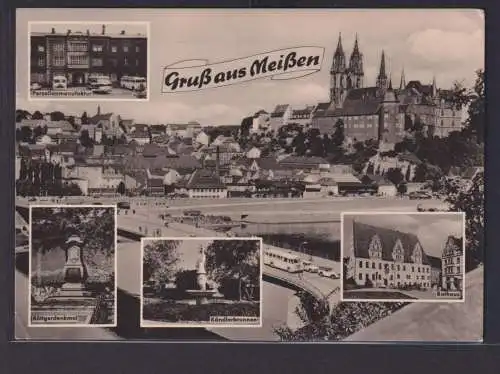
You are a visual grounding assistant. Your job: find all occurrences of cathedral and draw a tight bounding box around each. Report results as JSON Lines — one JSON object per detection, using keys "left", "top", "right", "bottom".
{"left": 311, "top": 33, "right": 463, "bottom": 144}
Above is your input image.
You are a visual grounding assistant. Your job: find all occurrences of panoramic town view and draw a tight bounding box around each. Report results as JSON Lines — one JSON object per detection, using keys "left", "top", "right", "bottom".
{"left": 14, "top": 9, "right": 484, "bottom": 342}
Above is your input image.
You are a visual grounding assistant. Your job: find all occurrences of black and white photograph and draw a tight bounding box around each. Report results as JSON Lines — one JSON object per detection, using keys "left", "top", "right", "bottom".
{"left": 15, "top": 8, "right": 483, "bottom": 342}
{"left": 28, "top": 205, "right": 117, "bottom": 327}
{"left": 141, "top": 238, "right": 262, "bottom": 328}
{"left": 29, "top": 21, "right": 149, "bottom": 101}
{"left": 341, "top": 212, "right": 465, "bottom": 303}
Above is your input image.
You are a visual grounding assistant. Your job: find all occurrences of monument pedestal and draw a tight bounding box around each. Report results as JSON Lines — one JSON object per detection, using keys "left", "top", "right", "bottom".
{"left": 30, "top": 235, "right": 105, "bottom": 325}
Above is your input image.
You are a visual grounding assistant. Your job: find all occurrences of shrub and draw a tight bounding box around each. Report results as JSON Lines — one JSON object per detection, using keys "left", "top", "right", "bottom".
{"left": 143, "top": 301, "right": 259, "bottom": 322}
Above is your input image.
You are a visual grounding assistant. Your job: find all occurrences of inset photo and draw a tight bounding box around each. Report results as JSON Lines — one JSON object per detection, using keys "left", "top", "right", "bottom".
{"left": 141, "top": 237, "right": 263, "bottom": 328}
{"left": 29, "top": 205, "right": 117, "bottom": 327}
{"left": 341, "top": 212, "right": 465, "bottom": 303}
{"left": 29, "top": 21, "right": 149, "bottom": 101}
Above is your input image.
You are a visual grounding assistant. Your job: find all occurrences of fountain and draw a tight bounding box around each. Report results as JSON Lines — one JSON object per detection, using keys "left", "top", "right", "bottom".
{"left": 185, "top": 245, "right": 223, "bottom": 305}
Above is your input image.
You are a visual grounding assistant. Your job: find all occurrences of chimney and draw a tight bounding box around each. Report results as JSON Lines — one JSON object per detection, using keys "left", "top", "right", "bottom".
{"left": 51, "top": 28, "right": 55, "bottom": 34}
{"left": 216, "top": 146, "right": 220, "bottom": 176}
{"left": 86, "top": 29, "right": 90, "bottom": 36}
{"left": 102, "top": 24, "right": 106, "bottom": 35}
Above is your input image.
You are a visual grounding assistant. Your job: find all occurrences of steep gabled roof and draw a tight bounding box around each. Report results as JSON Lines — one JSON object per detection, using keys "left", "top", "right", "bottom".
{"left": 352, "top": 221, "right": 430, "bottom": 265}
{"left": 186, "top": 169, "right": 225, "bottom": 189}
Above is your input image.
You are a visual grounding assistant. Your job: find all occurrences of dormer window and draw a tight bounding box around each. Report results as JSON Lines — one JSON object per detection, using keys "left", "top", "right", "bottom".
{"left": 368, "top": 234, "right": 382, "bottom": 259}
{"left": 392, "top": 238, "right": 404, "bottom": 263}
{"left": 411, "top": 242, "right": 423, "bottom": 264}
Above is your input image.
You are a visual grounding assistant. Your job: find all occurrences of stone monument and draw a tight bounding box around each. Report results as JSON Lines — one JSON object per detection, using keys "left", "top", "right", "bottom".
{"left": 30, "top": 233, "right": 105, "bottom": 325}
{"left": 60, "top": 235, "right": 88, "bottom": 297}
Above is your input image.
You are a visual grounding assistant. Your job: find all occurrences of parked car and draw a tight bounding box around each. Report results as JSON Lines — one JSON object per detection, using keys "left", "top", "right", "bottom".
{"left": 318, "top": 267, "right": 340, "bottom": 279}
{"left": 30, "top": 82, "right": 42, "bottom": 90}
{"left": 302, "top": 261, "right": 319, "bottom": 273}
{"left": 117, "top": 201, "right": 131, "bottom": 209}
{"left": 89, "top": 77, "right": 113, "bottom": 94}
{"left": 135, "top": 90, "right": 147, "bottom": 99}
{"left": 408, "top": 191, "right": 432, "bottom": 200}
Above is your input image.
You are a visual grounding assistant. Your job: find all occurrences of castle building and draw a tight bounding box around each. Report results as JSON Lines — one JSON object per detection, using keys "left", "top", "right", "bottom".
{"left": 345, "top": 221, "right": 432, "bottom": 289}
{"left": 312, "top": 34, "right": 463, "bottom": 143}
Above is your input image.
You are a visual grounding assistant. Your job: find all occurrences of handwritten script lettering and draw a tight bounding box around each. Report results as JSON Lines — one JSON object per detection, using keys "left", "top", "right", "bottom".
{"left": 162, "top": 47, "right": 324, "bottom": 93}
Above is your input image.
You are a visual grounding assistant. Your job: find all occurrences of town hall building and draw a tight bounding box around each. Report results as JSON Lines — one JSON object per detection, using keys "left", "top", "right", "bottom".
{"left": 345, "top": 221, "right": 432, "bottom": 290}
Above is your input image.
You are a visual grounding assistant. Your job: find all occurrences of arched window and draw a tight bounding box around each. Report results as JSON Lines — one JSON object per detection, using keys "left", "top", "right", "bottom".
{"left": 368, "top": 234, "right": 383, "bottom": 259}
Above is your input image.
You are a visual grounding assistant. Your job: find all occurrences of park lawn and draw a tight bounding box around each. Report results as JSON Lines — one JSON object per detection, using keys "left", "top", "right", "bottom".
{"left": 343, "top": 290, "right": 417, "bottom": 300}
{"left": 143, "top": 300, "right": 260, "bottom": 323}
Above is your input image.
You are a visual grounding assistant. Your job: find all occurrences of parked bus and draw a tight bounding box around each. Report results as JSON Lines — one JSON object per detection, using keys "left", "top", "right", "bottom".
{"left": 263, "top": 247, "right": 304, "bottom": 273}
{"left": 120, "top": 76, "right": 147, "bottom": 91}
{"left": 52, "top": 75, "right": 67, "bottom": 90}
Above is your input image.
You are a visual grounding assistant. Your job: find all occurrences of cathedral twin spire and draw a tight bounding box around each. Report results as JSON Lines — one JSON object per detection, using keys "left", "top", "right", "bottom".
{"left": 330, "top": 33, "right": 364, "bottom": 104}
{"left": 331, "top": 33, "right": 363, "bottom": 75}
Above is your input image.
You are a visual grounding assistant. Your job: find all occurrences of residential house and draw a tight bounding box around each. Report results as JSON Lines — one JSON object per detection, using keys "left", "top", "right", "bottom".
{"left": 366, "top": 151, "right": 421, "bottom": 181}
{"left": 194, "top": 131, "right": 210, "bottom": 147}
{"left": 80, "top": 124, "right": 103, "bottom": 144}
{"left": 289, "top": 105, "right": 317, "bottom": 128}
{"left": 166, "top": 122, "right": 202, "bottom": 138}
{"left": 278, "top": 155, "right": 330, "bottom": 172}
{"left": 89, "top": 111, "right": 122, "bottom": 138}
{"left": 346, "top": 221, "right": 432, "bottom": 289}
{"left": 441, "top": 236, "right": 464, "bottom": 292}
{"left": 364, "top": 174, "right": 397, "bottom": 196}
{"left": 269, "top": 104, "right": 292, "bottom": 133}
{"left": 245, "top": 146, "right": 262, "bottom": 159}
{"left": 119, "top": 119, "right": 135, "bottom": 134}
{"left": 251, "top": 110, "right": 270, "bottom": 133}
{"left": 150, "top": 124, "right": 167, "bottom": 138}
{"left": 128, "top": 129, "right": 151, "bottom": 145}
{"left": 175, "top": 169, "right": 227, "bottom": 198}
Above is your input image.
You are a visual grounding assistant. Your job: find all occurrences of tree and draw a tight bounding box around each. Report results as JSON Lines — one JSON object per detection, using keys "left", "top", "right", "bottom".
{"left": 143, "top": 240, "right": 180, "bottom": 284}
{"left": 405, "top": 165, "right": 412, "bottom": 181}
{"left": 32, "top": 111, "right": 44, "bottom": 120}
{"left": 205, "top": 239, "right": 260, "bottom": 301}
{"left": 445, "top": 171, "right": 484, "bottom": 271}
{"left": 385, "top": 168, "right": 404, "bottom": 186}
{"left": 332, "top": 119, "right": 345, "bottom": 147}
{"left": 80, "top": 129, "right": 93, "bottom": 148}
{"left": 16, "top": 109, "right": 31, "bottom": 122}
{"left": 30, "top": 207, "right": 116, "bottom": 272}
{"left": 116, "top": 181, "right": 126, "bottom": 195}
{"left": 33, "top": 126, "right": 44, "bottom": 139}
{"left": 50, "top": 111, "right": 65, "bottom": 121}
{"left": 81, "top": 111, "right": 89, "bottom": 125}
{"left": 19, "top": 126, "right": 33, "bottom": 143}
{"left": 463, "top": 70, "right": 485, "bottom": 144}
{"left": 240, "top": 116, "right": 253, "bottom": 137}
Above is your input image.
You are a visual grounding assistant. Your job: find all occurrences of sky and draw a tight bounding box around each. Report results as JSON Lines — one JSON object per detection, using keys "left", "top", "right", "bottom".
{"left": 17, "top": 8, "right": 484, "bottom": 126}
{"left": 343, "top": 213, "right": 464, "bottom": 258}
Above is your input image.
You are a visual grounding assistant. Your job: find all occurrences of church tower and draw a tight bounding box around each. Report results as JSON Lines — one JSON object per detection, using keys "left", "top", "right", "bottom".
{"left": 376, "top": 50, "right": 388, "bottom": 91}
{"left": 348, "top": 34, "right": 364, "bottom": 90}
{"left": 399, "top": 67, "right": 406, "bottom": 90}
{"left": 330, "top": 33, "right": 347, "bottom": 107}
